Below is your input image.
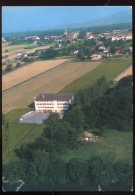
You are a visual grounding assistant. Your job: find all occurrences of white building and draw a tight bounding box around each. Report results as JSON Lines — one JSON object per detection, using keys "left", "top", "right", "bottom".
{"left": 2, "top": 37, "right": 6, "bottom": 43}
{"left": 85, "top": 33, "right": 95, "bottom": 39}
{"left": 99, "top": 46, "right": 105, "bottom": 50}
{"left": 112, "top": 36, "right": 125, "bottom": 41}
{"left": 91, "top": 54, "right": 102, "bottom": 60}
{"left": 129, "top": 46, "right": 132, "bottom": 52}
{"left": 25, "top": 36, "right": 40, "bottom": 41}
{"left": 16, "top": 52, "right": 27, "bottom": 59}
{"left": 125, "top": 34, "right": 132, "bottom": 40}
{"left": 34, "top": 93, "right": 74, "bottom": 113}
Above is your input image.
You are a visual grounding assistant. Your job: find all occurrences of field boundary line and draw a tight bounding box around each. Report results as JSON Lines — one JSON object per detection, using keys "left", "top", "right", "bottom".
{"left": 2, "top": 59, "right": 73, "bottom": 93}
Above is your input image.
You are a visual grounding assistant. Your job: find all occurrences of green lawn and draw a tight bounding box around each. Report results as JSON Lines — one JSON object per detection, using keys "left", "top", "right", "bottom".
{"left": 5, "top": 108, "right": 32, "bottom": 123}
{"left": 61, "top": 56, "right": 132, "bottom": 93}
{"left": 3, "top": 109, "right": 44, "bottom": 165}
{"left": 62, "top": 129, "right": 133, "bottom": 164}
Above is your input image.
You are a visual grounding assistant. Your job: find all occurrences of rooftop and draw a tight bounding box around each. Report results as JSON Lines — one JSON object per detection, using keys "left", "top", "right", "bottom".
{"left": 35, "top": 93, "right": 74, "bottom": 101}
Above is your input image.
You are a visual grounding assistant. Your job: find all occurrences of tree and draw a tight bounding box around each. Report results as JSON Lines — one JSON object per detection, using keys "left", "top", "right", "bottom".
{"left": 5, "top": 64, "right": 12, "bottom": 72}
{"left": 81, "top": 76, "right": 132, "bottom": 131}
{"left": 89, "top": 154, "right": 117, "bottom": 187}
{"left": 16, "top": 62, "right": 21, "bottom": 67}
{"left": 5, "top": 55, "right": 8, "bottom": 59}
{"left": 63, "top": 105, "right": 85, "bottom": 131}
{"left": 76, "top": 76, "right": 108, "bottom": 105}
{"left": 68, "top": 158, "right": 89, "bottom": 186}
{"left": 47, "top": 112, "right": 60, "bottom": 125}
{"left": 88, "top": 153, "right": 132, "bottom": 190}
{"left": 49, "top": 157, "right": 66, "bottom": 184}
{"left": 113, "top": 161, "right": 132, "bottom": 190}
{"left": 77, "top": 49, "right": 85, "bottom": 60}
{"left": 26, "top": 150, "right": 50, "bottom": 185}
{"left": 2, "top": 114, "right": 9, "bottom": 150}
{"left": 39, "top": 48, "right": 59, "bottom": 59}
{"left": 82, "top": 105, "right": 97, "bottom": 129}
{"left": 15, "top": 144, "right": 34, "bottom": 161}
{"left": 3, "top": 159, "right": 28, "bottom": 184}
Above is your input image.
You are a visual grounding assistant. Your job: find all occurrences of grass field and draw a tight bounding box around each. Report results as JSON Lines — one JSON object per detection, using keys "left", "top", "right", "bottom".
{"left": 2, "top": 59, "right": 69, "bottom": 90}
{"left": 3, "top": 108, "right": 44, "bottom": 165}
{"left": 5, "top": 108, "right": 31, "bottom": 123}
{"left": 62, "top": 129, "right": 133, "bottom": 164}
{"left": 3, "top": 123, "right": 44, "bottom": 165}
{"left": 2, "top": 61, "right": 101, "bottom": 112}
{"left": 61, "top": 57, "right": 132, "bottom": 93}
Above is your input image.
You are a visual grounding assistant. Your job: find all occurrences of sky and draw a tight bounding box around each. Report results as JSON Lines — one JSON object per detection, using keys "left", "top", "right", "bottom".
{"left": 2, "top": 6, "right": 132, "bottom": 33}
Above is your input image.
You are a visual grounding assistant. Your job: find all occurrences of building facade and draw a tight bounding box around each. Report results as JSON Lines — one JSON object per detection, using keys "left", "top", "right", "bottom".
{"left": 34, "top": 93, "right": 74, "bottom": 113}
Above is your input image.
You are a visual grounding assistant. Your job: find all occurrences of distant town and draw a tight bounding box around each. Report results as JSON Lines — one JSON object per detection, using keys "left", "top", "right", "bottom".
{"left": 2, "top": 27, "right": 132, "bottom": 73}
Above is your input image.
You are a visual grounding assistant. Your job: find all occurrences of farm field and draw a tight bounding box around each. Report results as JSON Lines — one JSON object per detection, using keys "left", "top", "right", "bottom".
{"left": 2, "top": 44, "right": 27, "bottom": 52}
{"left": 2, "top": 59, "right": 70, "bottom": 91}
{"left": 2, "top": 61, "right": 101, "bottom": 112}
{"left": 61, "top": 57, "right": 132, "bottom": 93}
{"left": 62, "top": 129, "right": 133, "bottom": 164}
{"left": 2, "top": 44, "right": 50, "bottom": 61}
{"left": 113, "top": 65, "right": 132, "bottom": 82}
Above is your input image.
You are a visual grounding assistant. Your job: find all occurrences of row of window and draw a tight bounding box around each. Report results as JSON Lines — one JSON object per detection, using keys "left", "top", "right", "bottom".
{"left": 40, "top": 110, "right": 64, "bottom": 112}
{"left": 37, "top": 106, "right": 54, "bottom": 108}
{"left": 36, "top": 103, "right": 70, "bottom": 106}
{"left": 36, "top": 103, "right": 53, "bottom": 105}
{"left": 37, "top": 107, "right": 68, "bottom": 109}
{"left": 36, "top": 100, "right": 70, "bottom": 103}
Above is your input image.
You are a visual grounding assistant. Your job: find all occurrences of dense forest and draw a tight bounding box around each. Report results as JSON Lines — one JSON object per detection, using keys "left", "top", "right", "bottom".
{"left": 3, "top": 75, "right": 132, "bottom": 191}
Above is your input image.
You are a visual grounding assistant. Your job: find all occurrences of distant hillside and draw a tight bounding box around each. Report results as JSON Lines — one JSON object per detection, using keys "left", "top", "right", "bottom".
{"left": 65, "top": 10, "right": 132, "bottom": 28}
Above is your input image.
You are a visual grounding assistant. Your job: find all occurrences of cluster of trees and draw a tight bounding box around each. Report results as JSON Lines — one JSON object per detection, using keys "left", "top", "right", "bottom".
{"left": 75, "top": 76, "right": 109, "bottom": 105}
{"left": 82, "top": 76, "right": 132, "bottom": 131}
{"left": 5, "top": 64, "right": 13, "bottom": 72}
{"left": 39, "top": 48, "right": 60, "bottom": 59}
{"left": 3, "top": 151, "right": 132, "bottom": 191}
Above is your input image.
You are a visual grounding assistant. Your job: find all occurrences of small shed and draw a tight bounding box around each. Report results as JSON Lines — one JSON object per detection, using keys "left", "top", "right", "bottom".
{"left": 83, "top": 131, "right": 99, "bottom": 142}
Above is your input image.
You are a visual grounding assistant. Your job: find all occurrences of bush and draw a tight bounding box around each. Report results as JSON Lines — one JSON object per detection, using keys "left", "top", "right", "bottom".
{"left": 5, "top": 64, "right": 12, "bottom": 72}
{"left": 16, "top": 62, "right": 21, "bottom": 67}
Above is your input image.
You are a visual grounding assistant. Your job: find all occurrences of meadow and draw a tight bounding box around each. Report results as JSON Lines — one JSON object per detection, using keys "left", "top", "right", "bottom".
{"left": 62, "top": 129, "right": 133, "bottom": 164}
{"left": 3, "top": 108, "right": 44, "bottom": 165}
{"left": 61, "top": 56, "right": 132, "bottom": 92}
